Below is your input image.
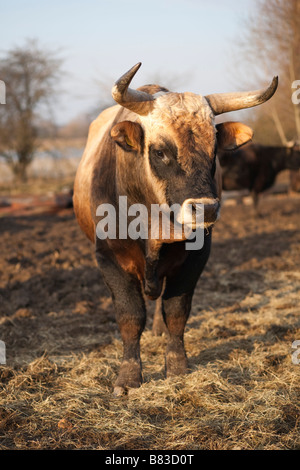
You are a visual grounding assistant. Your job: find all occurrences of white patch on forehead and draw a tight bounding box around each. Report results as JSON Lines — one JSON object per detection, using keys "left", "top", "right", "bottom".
{"left": 139, "top": 92, "right": 214, "bottom": 131}
{"left": 152, "top": 90, "right": 170, "bottom": 99}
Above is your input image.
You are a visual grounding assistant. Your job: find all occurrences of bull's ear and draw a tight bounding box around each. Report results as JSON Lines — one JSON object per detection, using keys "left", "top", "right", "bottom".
{"left": 110, "top": 121, "right": 144, "bottom": 153}
{"left": 216, "top": 122, "right": 253, "bottom": 150}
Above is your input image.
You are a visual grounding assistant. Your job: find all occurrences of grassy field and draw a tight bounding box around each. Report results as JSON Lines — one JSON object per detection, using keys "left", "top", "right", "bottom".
{"left": 0, "top": 180, "right": 299, "bottom": 449}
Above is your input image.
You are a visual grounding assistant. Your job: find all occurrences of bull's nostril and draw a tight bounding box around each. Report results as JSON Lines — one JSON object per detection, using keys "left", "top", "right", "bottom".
{"left": 204, "top": 202, "right": 219, "bottom": 223}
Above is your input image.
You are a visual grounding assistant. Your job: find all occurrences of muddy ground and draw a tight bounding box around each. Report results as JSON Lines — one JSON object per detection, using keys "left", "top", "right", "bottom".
{"left": 0, "top": 191, "right": 299, "bottom": 450}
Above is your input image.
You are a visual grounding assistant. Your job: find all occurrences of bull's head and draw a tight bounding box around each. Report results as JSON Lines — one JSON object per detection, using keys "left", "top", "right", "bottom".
{"left": 110, "top": 63, "right": 278, "bottom": 229}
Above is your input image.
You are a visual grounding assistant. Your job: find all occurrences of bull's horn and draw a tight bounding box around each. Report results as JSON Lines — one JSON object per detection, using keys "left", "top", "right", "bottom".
{"left": 111, "top": 62, "right": 155, "bottom": 115}
{"left": 205, "top": 76, "right": 278, "bottom": 115}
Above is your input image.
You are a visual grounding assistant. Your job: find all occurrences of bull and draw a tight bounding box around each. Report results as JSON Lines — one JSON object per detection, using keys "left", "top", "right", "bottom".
{"left": 219, "top": 141, "right": 300, "bottom": 209}
{"left": 73, "top": 63, "right": 277, "bottom": 395}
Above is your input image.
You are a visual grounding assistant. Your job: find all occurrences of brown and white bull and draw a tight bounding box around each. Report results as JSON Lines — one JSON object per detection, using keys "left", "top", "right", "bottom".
{"left": 73, "top": 63, "right": 277, "bottom": 395}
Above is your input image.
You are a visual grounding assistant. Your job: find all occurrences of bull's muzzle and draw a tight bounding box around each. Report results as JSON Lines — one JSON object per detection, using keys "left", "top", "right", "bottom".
{"left": 180, "top": 198, "right": 220, "bottom": 229}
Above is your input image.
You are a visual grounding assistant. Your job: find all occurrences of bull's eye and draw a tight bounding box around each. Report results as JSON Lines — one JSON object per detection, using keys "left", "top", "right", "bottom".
{"left": 155, "top": 150, "right": 169, "bottom": 165}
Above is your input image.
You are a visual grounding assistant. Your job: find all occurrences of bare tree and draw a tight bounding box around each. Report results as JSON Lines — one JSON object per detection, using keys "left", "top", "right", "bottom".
{"left": 232, "top": 0, "right": 300, "bottom": 145}
{"left": 0, "top": 39, "right": 63, "bottom": 181}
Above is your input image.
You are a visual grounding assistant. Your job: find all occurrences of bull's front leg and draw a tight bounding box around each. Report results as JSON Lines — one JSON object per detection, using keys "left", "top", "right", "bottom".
{"left": 144, "top": 239, "right": 163, "bottom": 300}
{"left": 144, "top": 256, "right": 160, "bottom": 299}
{"left": 96, "top": 249, "right": 146, "bottom": 396}
{"left": 162, "top": 233, "right": 212, "bottom": 377}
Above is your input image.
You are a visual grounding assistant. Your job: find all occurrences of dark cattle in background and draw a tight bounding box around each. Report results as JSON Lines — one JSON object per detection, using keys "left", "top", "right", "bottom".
{"left": 219, "top": 142, "right": 300, "bottom": 209}
{"left": 290, "top": 168, "right": 300, "bottom": 193}
{"left": 73, "top": 63, "right": 277, "bottom": 395}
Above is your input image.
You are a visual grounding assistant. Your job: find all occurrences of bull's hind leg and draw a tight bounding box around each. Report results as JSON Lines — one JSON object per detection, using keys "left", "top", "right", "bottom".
{"left": 152, "top": 296, "right": 167, "bottom": 336}
{"left": 162, "top": 234, "right": 211, "bottom": 377}
{"left": 162, "top": 292, "right": 191, "bottom": 376}
{"left": 96, "top": 251, "right": 146, "bottom": 396}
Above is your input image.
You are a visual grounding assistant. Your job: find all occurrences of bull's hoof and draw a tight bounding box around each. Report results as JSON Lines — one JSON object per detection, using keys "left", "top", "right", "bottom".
{"left": 113, "top": 359, "right": 142, "bottom": 396}
{"left": 165, "top": 350, "right": 188, "bottom": 377}
{"left": 113, "top": 386, "right": 126, "bottom": 397}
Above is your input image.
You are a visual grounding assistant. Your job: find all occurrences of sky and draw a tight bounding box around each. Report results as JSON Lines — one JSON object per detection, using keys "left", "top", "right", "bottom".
{"left": 1, "top": 0, "right": 255, "bottom": 125}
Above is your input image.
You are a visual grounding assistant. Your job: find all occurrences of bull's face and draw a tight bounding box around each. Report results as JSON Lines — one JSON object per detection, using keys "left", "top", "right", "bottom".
{"left": 110, "top": 63, "right": 278, "bottom": 229}
{"left": 142, "top": 93, "right": 218, "bottom": 210}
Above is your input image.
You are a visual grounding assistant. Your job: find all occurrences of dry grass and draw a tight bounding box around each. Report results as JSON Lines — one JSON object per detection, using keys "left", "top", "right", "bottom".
{"left": 0, "top": 192, "right": 300, "bottom": 450}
